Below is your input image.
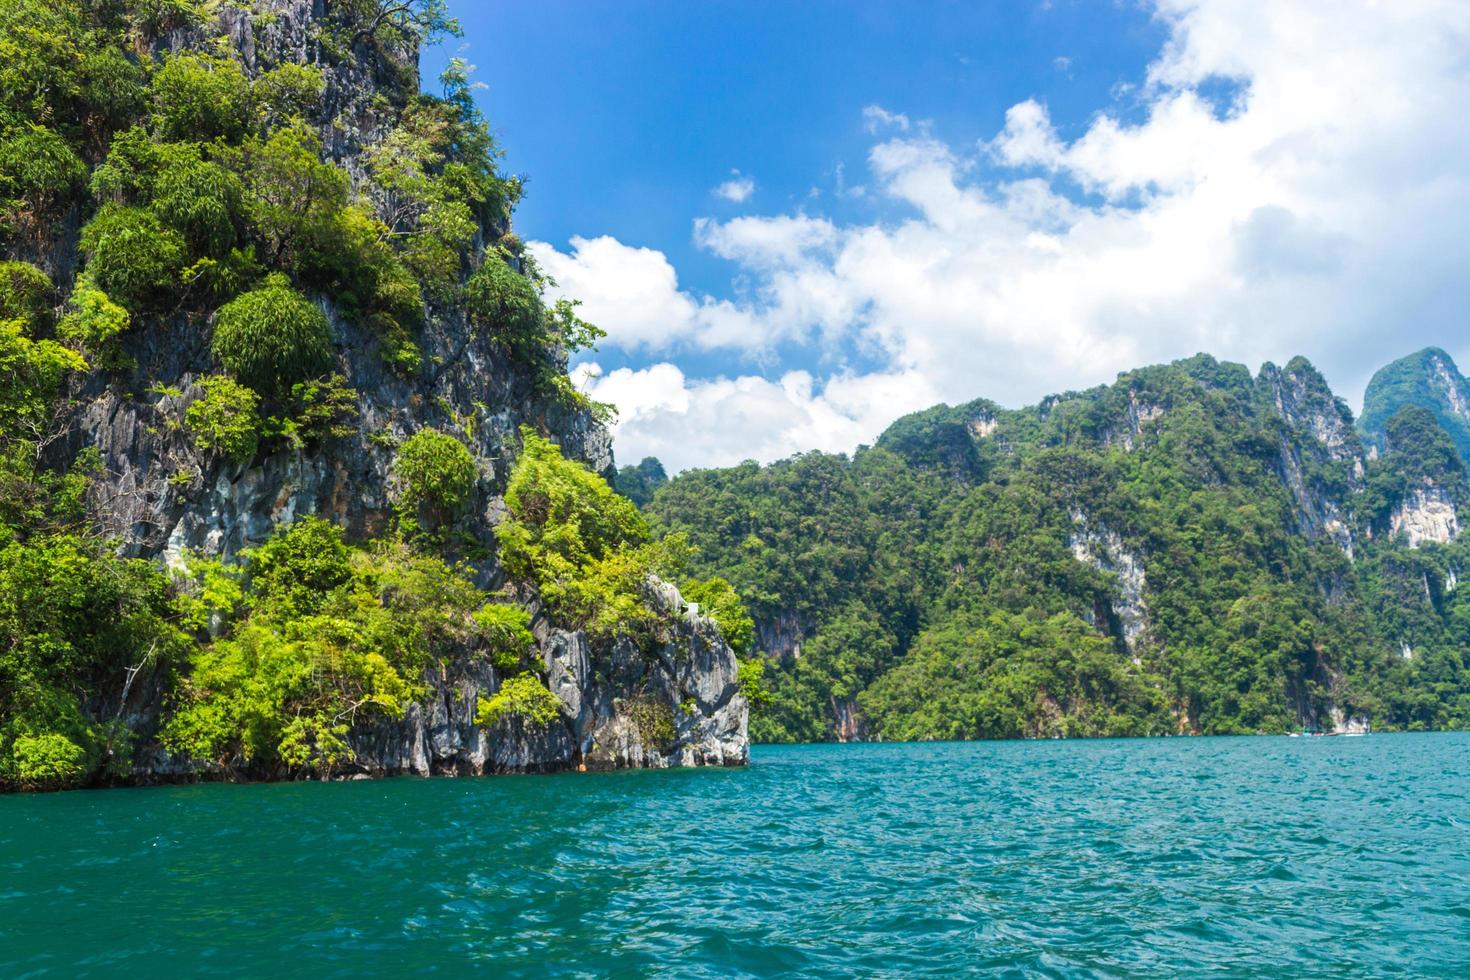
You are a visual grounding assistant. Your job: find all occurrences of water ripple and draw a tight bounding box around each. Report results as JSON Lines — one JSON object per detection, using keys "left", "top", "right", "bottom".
{"left": 0, "top": 734, "right": 1467, "bottom": 976}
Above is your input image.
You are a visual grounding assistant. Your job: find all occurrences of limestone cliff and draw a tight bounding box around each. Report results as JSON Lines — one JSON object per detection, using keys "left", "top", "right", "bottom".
{"left": 1258, "top": 358, "right": 1363, "bottom": 556}
{"left": 35, "top": 0, "right": 746, "bottom": 778}
{"left": 1067, "top": 510, "right": 1149, "bottom": 656}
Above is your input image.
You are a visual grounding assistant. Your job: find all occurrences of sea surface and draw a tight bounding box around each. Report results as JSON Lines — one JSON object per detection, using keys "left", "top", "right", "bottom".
{"left": 1, "top": 734, "right": 1468, "bottom": 977}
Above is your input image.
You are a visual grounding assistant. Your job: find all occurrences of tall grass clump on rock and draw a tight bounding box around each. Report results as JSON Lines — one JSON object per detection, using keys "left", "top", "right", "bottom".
{"left": 211, "top": 274, "right": 333, "bottom": 397}
{"left": 393, "top": 428, "right": 477, "bottom": 530}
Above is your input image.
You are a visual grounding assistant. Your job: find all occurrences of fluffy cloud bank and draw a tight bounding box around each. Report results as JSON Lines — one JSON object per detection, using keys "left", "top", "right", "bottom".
{"left": 574, "top": 363, "right": 937, "bottom": 473}
{"left": 536, "top": 0, "right": 1470, "bottom": 471}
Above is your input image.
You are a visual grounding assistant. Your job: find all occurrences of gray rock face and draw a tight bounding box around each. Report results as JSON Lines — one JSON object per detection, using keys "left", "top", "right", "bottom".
{"left": 1068, "top": 510, "right": 1150, "bottom": 655}
{"left": 1102, "top": 390, "right": 1165, "bottom": 452}
{"left": 342, "top": 579, "right": 747, "bottom": 776}
{"left": 57, "top": 1, "right": 744, "bottom": 778}
{"left": 1259, "top": 360, "right": 1365, "bottom": 556}
{"left": 757, "top": 611, "right": 809, "bottom": 663}
{"left": 1390, "top": 484, "right": 1461, "bottom": 547}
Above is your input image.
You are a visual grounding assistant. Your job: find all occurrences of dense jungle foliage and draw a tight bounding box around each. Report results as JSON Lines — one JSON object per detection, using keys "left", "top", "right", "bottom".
{"left": 645, "top": 354, "right": 1470, "bottom": 743}
{"left": 0, "top": 0, "right": 710, "bottom": 789}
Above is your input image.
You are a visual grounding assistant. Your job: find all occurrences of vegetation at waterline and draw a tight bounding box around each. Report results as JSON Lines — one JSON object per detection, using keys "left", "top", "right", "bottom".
{"left": 0, "top": 424, "right": 745, "bottom": 788}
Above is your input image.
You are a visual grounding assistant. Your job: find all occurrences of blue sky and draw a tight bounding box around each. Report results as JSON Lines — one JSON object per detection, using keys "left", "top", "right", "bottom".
{"left": 428, "top": 2, "right": 1470, "bottom": 472}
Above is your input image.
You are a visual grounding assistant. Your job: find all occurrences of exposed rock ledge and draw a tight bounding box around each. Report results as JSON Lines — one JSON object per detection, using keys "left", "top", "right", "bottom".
{"left": 131, "top": 578, "right": 748, "bottom": 781}
{"left": 1068, "top": 511, "right": 1150, "bottom": 654}
{"left": 1390, "top": 485, "right": 1460, "bottom": 548}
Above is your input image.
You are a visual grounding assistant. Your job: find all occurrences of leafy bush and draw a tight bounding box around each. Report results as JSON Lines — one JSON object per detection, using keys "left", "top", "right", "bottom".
{"left": 58, "top": 280, "right": 130, "bottom": 353}
{"left": 238, "top": 123, "right": 349, "bottom": 267}
{"left": 164, "top": 520, "right": 486, "bottom": 774}
{"left": 150, "top": 143, "right": 245, "bottom": 256}
{"left": 475, "top": 672, "right": 562, "bottom": 729}
{"left": 78, "top": 46, "right": 147, "bottom": 130}
{"left": 184, "top": 375, "right": 260, "bottom": 463}
{"left": 0, "top": 535, "right": 190, "bottom": 790}
{"left": 211, "top": 274, "right": 334, "bottom": 396}
{"left": 260, "top": 374, "right": 359, "bottom": 451}
{"left": 497, "top": 429, "right": 687, "bottom": 640}
{"left": 402, "top": 199, "right": 476, "bottom": 302}
{"left": 252, "top": 64, "right": 324, "bottom": 127}
{"left": 245, "top": 516, "right": 353, "bottom": 621}
{"left": 474, "top": 603, "right": 536, "bottom": 671}
{"left": 0, "top": 125, "right": 86, "bottom": 220}
{"left": 91, "top": 133, "right": 245, "bottom": 260}
{"left": 681, "top": 577, "right": 754, "bottom": 655}
{"left": 88, "top": 126, "right": 158, "bottom": 202}
{"left": 463, "top": 258, "right": 543, "bottom": 355}
{"left": 10, "top": 732, "right": 86, "bottom": 788}
{"left": 0, "top": 261, "right": 51, "bottom": 323}
{"left": 0, "top": 318, "right": 87, "bottom": 439}
{"left": 150, "top": 55, "right": 252, "bottom": 143}
{"left": 501, "top": 429, "right": 648, "bottom": 574}
{"left": 736, "top": 658, "right": 773, "bottom": 710}
{"left": 78, "top": 203, "right": 185, "bottom": 311}
{"left": 300, "top": 204, "right": 424, "bottom": 372}
{"left": 393, "top": 428, "right": 477, "bottom": 516}
{"left": 0, "top": 0, "right": 89, "bottom": 128}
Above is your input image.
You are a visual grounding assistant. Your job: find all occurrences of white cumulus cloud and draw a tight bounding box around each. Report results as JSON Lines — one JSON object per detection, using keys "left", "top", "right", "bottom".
{"left": 862, "top": 104, "right": 912, "bottom": 132}
{"left": 575, "top": 362, "right": 938, "bottom": 473}
{"left": 529, "top": 235, "right": 766, "bottom": 352}
{"left": 544, "top": 0, "right": 1470, "bottom": 471}
{"left": 713, "top": 171, "right": 756, "bottom": 202}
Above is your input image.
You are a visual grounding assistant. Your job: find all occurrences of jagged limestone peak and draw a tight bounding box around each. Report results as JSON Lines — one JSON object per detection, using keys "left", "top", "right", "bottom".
{"left": 1360, "top": 346, "right": 1470, "bottom": 465}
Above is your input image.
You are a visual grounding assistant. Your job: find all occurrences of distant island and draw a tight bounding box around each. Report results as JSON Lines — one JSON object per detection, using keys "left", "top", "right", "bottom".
{"left": 637, "top": 348, "right": 1470, "bottom": 743}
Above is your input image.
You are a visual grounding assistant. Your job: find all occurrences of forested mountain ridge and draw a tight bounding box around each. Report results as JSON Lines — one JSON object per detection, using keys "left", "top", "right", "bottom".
{"left": 0, "top": 0, "right": 746, "bottom": 790}
{"left": 643, "top": 352, "right": 1470, "bottom": 742}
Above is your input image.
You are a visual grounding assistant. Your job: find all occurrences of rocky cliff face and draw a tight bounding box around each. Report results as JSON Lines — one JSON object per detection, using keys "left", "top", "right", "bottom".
{"left": 340, "top": 581, "right": 746, "bottom": 776}
{"left": 1067, "top": 510, "right": 1149, "bottom": 655}
{"left": 52, "top": 0, "right": 745, "bottom": 778}
{"left": 1389, "top": 486, "right": 1461, "bottom": 548}
{"left": 1102, "top": 390, "right": 1166, "bottom": 453}
{"left": 1259, "top": 358, "right": 1364, "bottom": 556}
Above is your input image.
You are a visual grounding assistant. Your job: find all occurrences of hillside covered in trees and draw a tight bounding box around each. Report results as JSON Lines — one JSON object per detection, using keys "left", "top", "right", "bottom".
{"left": 643, "top": 351, "right": 1470, "bottom": 742}
{"left": 0, "top": 0, "right": 747, "bottom": 791}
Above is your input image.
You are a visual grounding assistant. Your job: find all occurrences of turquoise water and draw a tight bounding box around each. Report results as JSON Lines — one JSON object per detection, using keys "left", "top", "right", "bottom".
{"left": 2, "top": 735, "right": 1468, "bottom": 977}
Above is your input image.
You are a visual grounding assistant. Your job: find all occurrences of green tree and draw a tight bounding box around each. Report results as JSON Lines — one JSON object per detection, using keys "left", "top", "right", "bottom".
{"left": 149, "top": 54, "right": 251, "bottom": 143}
{"left": 0, "top": 125, "right": 86, "bottom": 230}
{"left": 184, "top": 375, "right": 260, "bottom": 463}
{"left": 393, "top": 427, "right": 477, "bottom": 522}
{"left": 0, "top": 535, "right": 190, "bottom": 789}
{"left": 476, "top": 673, "right": 562, "bottom": 729}
{"left": 498, "top": 429, "right": 686, "bottom": 640}
{"left": 164, "top": 520, "right": 486, "bottom": 775}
